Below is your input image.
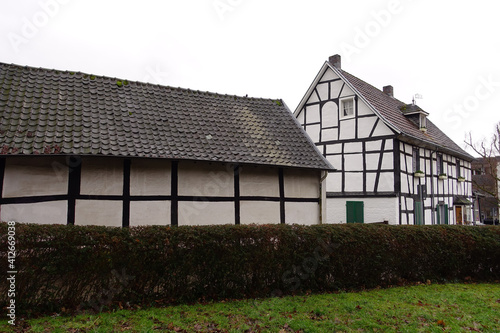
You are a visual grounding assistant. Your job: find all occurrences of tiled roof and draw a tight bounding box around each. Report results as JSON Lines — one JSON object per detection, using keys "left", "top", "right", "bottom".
{"left": 0, "top": 62, "right": 333, "bottom": 170}
{"left": 334, "top": 66, "right": 473, "bottom": 161}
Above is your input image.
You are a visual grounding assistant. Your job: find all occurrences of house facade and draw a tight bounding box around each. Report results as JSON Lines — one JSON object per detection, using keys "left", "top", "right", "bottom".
{"left": 0, "top": 62, "right": 332, "bottom": 227}
{"left": 295, "top": 55, "right": 474, "bottom": 225}
{"left": 472, "top": 156, "right": 500, "bottom": 224}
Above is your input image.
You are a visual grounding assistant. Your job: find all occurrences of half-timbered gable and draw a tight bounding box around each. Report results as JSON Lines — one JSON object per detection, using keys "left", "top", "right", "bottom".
{"left": 0, "top": 62, "right": 333, "bottom": 226}
{"left": 295, "top": 54, "right": 473, "bottom": 225}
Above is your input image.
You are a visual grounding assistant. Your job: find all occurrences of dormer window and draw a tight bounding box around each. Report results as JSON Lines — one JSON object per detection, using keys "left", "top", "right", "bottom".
{"left": 400, "top": 104, "right": 429, "bottom": 133}
{"left": 419, "top": 113, "right": 427, "bottom": 132}
{"left": 340, "top": 97, "right": 354, "bottom": 118}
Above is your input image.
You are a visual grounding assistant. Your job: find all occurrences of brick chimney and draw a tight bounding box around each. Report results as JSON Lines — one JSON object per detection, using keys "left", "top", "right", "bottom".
{"left": 383, "top": 85, "right": 394, "bottom": 97}
{"left": 329, "top": 54, "right": 341, "bottom": 69}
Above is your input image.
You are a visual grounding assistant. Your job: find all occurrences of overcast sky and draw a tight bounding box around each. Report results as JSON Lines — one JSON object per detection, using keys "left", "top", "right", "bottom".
{"left": 1, "top": 0, "right": 499, "bottom": 155}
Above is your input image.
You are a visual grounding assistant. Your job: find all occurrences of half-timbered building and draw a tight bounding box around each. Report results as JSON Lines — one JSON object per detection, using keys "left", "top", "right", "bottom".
{"left": 295, "top": 54, "right": 474, "bottom": 225}
{"left": 0, "top": 62, "right": 333, "bottom": 227}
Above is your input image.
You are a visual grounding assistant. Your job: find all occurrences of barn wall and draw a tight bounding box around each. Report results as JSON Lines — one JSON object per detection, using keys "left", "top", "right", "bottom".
{"left": 0, "top": 156, "right": 323, "bottom": 226}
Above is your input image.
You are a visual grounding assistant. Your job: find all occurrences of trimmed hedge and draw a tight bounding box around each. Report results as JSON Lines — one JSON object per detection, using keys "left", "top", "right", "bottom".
{"left": 0, "top": 222, "right": 499, "bottom": 315}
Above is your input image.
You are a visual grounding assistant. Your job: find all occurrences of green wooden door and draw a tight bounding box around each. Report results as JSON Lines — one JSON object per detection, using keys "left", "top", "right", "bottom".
{"left": 414, "top": 201, "right": 423, "bottom": 225}
{"left": 346, "top": 201, "right": 364, "bottom": 223}
{"left": 437, "top": 204, "right": 449, "bottom": 225}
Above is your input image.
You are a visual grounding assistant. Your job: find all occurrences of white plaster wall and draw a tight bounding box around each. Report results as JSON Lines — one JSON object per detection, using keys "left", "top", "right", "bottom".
{"left": 130, "top": 201, "right": 170, "bottom": 226}
{"left": 358, "top": 116, "right": 378, "bottom": 139}
{"left": 178, "top": 161, "right": 233, "bottom": 197}
{"left": 178, "top": 201, "right": 234, "bottom": 225}
{"left": 326, "top": 197, "right": 399, "bottom": 224}
{"left": 240, "top": 201, "right": 280, "bottom": 224}
{"left": 326, "top": 172, "right": 342, "bottom": 192}
{"left": 344, "top": 154, "right": 363, "bottom": 171}
{"left": 326, "top": 143, "right": 342, "bottom": 155}
{"left": 357, "top": 100, "right": 374, "bottom": 116}
{"left": 130, "top": 159, "right": 171, "bottom": 196}
{"left": 371, "top": 121, "right": 393, "bottom": 137}
{"left": 339, "top": 118, "right": 356, "bottom": 140}
{"left": 307, "top": 124, "right": 321, "bottom": 143}
{"left": 321, "top": 101, "right": 338, "bottom": 128}
{"left": 80, "top": 158, "right": 123, "bottom": 196}
{"left": 344, "top": 173, "right": 363, "bottom": 192}
{"left": 3, "top": 157, "right": 68, "bottom": 197}
{"left": 316, "top": 83, "right": 329, "bottom": 104}
{"left": 285, "top": 202, "right": 319, "bottom": 225}
{"left": 284, "top": 169, "right": 319, "bottom": 198}
{"left": 330, "top": 80, "right": 344, "bottom": 99}
{"left": 377, "top": 172, "right": 395, "bottom": 192}
{"left": 320, "top": 68, "right": 337, "bottom": 82}
{"left": 75, "top": 200, "right": 122, "bottom": 227}
{"left": 366, "top": 140, "right": 382, "bottom": 152}
{"left": 322, "top": 128, "right": 338, "bottom": 142}
{"left": 1, "top": 201, "right": 67, "bottom": 224}
{"left": 306, "top": 104, "right": 321, "bottom": 123}
{"left": 239, "top": 166, "right": 279, "bottom": 197}
{"left": 339, "top": 86, "right": 355, "bottom": 98}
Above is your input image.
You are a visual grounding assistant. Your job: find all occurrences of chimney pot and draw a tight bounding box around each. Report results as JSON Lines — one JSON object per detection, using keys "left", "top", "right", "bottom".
{"left": 329, "top": 54, "right": 341, "bottom": 69}
{"left": 383, "top": 85, "right": 394, "bottom": 97}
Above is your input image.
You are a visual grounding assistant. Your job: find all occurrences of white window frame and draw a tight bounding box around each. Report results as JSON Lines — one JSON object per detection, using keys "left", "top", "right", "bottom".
{"left": 339, "top": 97, "right": 355, "bottom": 119}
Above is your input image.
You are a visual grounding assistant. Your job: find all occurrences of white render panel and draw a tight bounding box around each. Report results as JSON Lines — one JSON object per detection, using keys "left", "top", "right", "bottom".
{"left": 306, "top": 104, "right": 321, "bottom": 123}
{"left": 344, "top": 172, "right": 363, "bottom": 192}
{"left": 366, "top": 140, "right": 382, "bottom": 152}
{"left": 344, "top": 154, "right": 363, "bottom": 171}
{"left": 377, "top": 172, "right": 395, "bottom": 192}
{"left": 307, "top": 124, "right": 321, "bottom": 143}
{"left": 1, "top": 201, "right": 67, "bottom": 224}
{"left": 339, "top": 85, "right": 355, "bottom": 98}
{"left": 80, "top": 158, "right": 123, "bottom": 196}
{"left": 130, "top": 201, "right": 170, "bottom": 226}
{"left": 366, "top": 173, "right": 377, "bottom": 192}
{"left": 178, "top": 201, "right": 234, "bottom": 225}
{"left": 285, "top": 202, "right": 319, "bottom": 225}
{"left": 358, "top": 116, "right": 378, "bottom": 139}
{"left": 306, "top": 92, "right": 319, "bottom": 104}
{"left": 326, "top": 172, "right": 342, "bottom": 192}
{"left": 239, "top": 166, "right": 279, "bottom": 197}
{"left": 240, "top": 201, "right": 280, "bottom": 224}
{"left": 339, "top": 118, "right": 355, "bottom": 140}
{"left": 322, "top": 128, "right": 338, "bottom": 142}
{"left": 357, "top": 100, "right": 374, "bottom": 116}
{"left": 385, "top": 139, "right": 393, "bottom": 150}
{"left": 320, "top": 68, "right": 338, "bottom": 82}
{"left": 330, "top": 80, "right": 344, "bottom": 99}
{"left": 366, "top": 153, "right": 380, "bottom": 171}
{"left": 371, "top": 121, "right": 393, "bottom": 137}
{"left": 130, "top": 159, "right": 171, "bottom": 196}
{"left": 344, "top": 142, "right": 362, "bottom": 153}
{"left": 75, "top": 200, "right": 122, "bottom": 227}
{"left": 316, "top": 83, "right": 329, "bottom": 101}
{"left": 381, "top": 152, "right": 394, "bottom": 170}
{"left": 327, "top": 155, "right": 342, "bottom": 170}
{"left": 178, "top": 161, "right": 233, "bottom": 197}
{"left": 321, "top": 101, "right": 338, "bottom": 128}
{"left": 326, "top": 143, "right": 342, "bottom": 155}
{"left": 325, "top": 197, "right": 398, "bottom": 224}
{"left": 296, "top": 109, "right": 305, "bottom": 125}
{"left": 3, "top": 157, "right": 68, "bottom": 198}
{"left": 284, "top": 169, "right": 319, "bottom": 198}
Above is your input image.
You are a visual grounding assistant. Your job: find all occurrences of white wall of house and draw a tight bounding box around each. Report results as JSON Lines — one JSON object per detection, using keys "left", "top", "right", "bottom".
{"left": 326, "top": 197, "right": 399, "bottom": 224}
{"left": 0, "top": 156, "right": 324, "bottom": 226}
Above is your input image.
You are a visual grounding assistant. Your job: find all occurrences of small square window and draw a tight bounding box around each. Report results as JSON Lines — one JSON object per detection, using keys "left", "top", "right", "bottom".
{"left": 340, "top": 98, "right": 354, "bottom": 118}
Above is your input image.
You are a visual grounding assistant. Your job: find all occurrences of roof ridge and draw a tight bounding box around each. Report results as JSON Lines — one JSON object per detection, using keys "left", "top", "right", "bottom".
{"left": 0, "top": 61, "right": 281, "bottom": 103}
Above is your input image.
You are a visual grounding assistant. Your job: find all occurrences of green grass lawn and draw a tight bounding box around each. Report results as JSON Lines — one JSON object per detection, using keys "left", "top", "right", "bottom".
{"left": 2, "top": 283, "right": 499, "bottom": 332}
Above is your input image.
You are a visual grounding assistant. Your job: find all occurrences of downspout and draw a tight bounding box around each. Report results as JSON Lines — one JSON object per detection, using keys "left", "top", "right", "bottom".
{"left": 319, "top": 170, "right": 328, "bottom": 224}
{"left": 430, "top": 151, "right": 436, "bottom": 224}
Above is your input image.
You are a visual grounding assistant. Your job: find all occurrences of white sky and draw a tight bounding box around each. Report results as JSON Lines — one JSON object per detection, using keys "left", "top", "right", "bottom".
{"left": 1, "top": 0, "right": 499, "bottom": 155}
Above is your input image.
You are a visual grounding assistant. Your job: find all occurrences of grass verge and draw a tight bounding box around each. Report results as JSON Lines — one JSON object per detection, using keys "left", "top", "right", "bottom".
{"left": 1, "top": 283, "right": 499, "bottom": 332}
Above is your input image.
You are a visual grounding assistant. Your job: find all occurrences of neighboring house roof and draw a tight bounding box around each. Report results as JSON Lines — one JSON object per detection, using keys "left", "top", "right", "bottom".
{"left": 296, "top": 60, "right": 473, "bottom": 161}
{"left": 0, "top": 62, "right": 333, "bottom": 171}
